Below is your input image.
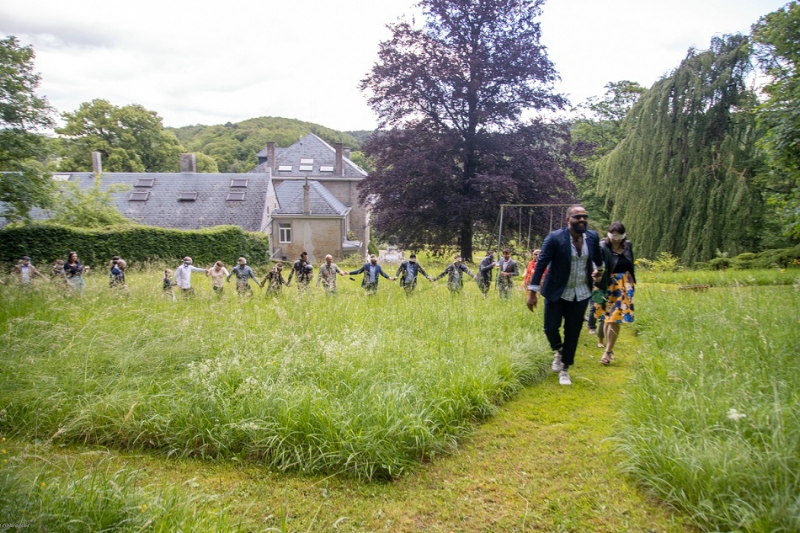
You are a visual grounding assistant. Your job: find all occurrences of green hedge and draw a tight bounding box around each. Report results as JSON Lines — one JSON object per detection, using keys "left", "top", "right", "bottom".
{"left": 698, "top": 243, "right": 800, "bottom": 270}
{"left": 0, "top": 224, "right": 270, "bottom": 268}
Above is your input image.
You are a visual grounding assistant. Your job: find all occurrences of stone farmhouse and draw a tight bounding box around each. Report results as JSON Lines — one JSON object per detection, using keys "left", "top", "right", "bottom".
{"left": 3, "top": 135, "right": 370, "bottom": 263}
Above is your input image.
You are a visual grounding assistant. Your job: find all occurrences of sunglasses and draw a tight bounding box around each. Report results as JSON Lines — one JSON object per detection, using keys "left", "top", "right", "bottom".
{"left": 569, "top": 214, "right": 589, "bottom": 220}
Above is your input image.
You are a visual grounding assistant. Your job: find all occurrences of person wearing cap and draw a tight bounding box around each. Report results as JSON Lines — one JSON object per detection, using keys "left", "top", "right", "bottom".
{"left": 477, "top": 250, "right": 497, "bottom": 298}
{"left": 317, "top": 254, "right": 346, "bottom": 294}
{"left": 349, "top": 254, "right": 394, "bottom": 294}
{"left": 174, "top": 256, "right": 206, "bottom": 297}
{"left": 433, "top": 255, "right": 476, "bottom": 293}
{"left": 206, "top": 261, "right": 229, "bottom": 296}
{"left": 287, "top": 251, "right": 312, "bottom": 291}
{"left": 261, "top": 262, "right": 288, "bottom": 294}
{"left": 395, "top": 253, "right": 433, "bottom": 295}
{"left": 14, "top": 256, "right": 47, "bottom": 285}
{"left": 496, "top": 249, "right": 520, "bottom": 300}
{"left": 227, "top": 257, "right": 258, "bottom": 296}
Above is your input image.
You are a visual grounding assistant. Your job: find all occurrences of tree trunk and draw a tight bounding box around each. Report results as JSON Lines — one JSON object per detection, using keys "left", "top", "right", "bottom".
{"left": 460, "top": 216, "right": 473, "bottom": 263}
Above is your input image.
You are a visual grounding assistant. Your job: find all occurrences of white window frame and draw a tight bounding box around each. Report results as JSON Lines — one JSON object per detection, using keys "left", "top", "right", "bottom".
{"left": 279, "top": 223, "right": 292, "bottom": 244}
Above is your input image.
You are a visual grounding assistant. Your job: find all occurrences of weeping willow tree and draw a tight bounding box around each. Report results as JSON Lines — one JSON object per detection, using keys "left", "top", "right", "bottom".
{"left": 595, "top": 35, "right": 764, "bottom": 263}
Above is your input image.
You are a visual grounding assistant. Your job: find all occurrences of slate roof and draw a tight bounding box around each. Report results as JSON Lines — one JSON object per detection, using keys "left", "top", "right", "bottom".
{"left": 273, "top": 180, "right": 349, "bottom": 216}
{"left": 30, "top": 172, "right": 271, "bottom": 232}
{"left": 251, "top": 133, "right": 367, "bottom": 178}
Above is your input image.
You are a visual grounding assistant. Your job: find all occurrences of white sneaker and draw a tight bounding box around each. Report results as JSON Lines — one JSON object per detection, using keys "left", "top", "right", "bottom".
{"left": 559, "top": 370, "right": 572, "bottom": 386}
{"left": 551, "top": 351, "right": 564, "bottom": 373}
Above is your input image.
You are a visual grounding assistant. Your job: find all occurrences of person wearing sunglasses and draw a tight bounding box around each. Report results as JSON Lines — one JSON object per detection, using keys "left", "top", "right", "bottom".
{"left": 526, "top": 205, "right": 603, "bottom": 386}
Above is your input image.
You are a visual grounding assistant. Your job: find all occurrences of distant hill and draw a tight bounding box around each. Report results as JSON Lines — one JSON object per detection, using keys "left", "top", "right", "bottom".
{"left": 168, "top": 117, "right": 367, "bottom": 173}
{"left": 344, "top": 130, "right": 375, "bottom": 144}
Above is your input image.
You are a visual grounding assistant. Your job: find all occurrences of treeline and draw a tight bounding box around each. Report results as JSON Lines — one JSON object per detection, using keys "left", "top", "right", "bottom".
{"left": 571, "top": 3, "right": 800, "bottom": 263}
{"left": 169, "top": 117, "right": 367, "bottom": 173}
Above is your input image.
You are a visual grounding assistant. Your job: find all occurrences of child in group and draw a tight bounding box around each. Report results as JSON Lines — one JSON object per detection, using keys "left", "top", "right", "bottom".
{"left": 110, "top": 258, "right": 127, "bottom": 289}
{"left": 163, "top": 269, "right": 176, "bottom": 301}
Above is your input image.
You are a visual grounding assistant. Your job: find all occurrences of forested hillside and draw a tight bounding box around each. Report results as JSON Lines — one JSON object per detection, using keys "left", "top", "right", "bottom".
{"left": 168, "top": 117, "right": 369, "bottom": 173}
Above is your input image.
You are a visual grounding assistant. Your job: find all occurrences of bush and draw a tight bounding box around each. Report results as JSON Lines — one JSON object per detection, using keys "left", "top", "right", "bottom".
{"left": 695, "top": 244, "right": 800, "bottom": 270}
{"left": 0, "top": 224, "right": 269, "bottom": 267}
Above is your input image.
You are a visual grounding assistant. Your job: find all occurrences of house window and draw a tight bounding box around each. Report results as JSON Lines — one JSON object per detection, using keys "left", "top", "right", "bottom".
{"left": 226, "top": 191, "right": 245, "bottom": 201}
{"left": 300, "top": 158, "right": 314, "bottom": 164}
{"left": 278, "top": 165, "right": 292, "bottom": 172}
{"left": 135, "top": 178, "right": 155, "bottom": 187}
{"left": 178, "top": 192, "right": 198, "bottom": 201}
{"left": 230, "top": 178, "right": 249, "bottom": 188}
{"left": 129, "top": 191, "right": 150, "bottom": 201}
{"left": 52, "top": 174, "right": 71, "bottom": 182}
{"left": 319, "top": 165, "right": 334, "bottom": 172}
{"left": 298, "top": 165, "right": 313, "bottom": 171}
{"left": 279, "top": 223, "right": 292, "bottom": 243}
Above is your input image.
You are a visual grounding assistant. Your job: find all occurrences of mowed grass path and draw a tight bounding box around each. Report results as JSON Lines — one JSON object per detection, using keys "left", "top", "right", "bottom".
{"left": 58, "top": 321, "right": 693, "bottom": 532}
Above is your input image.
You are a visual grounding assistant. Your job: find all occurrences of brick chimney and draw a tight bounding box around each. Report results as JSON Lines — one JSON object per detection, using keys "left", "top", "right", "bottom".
{"left": 334, "top": 143, "right": 343, "bottom": 176}
{"left": 180, "top": 153, "right": 196, "bottom": 173}
{"left": 303, "top": 176, "right": 310, "bottom": 214}
{"left": 267, "top": 142, "right": 276, "bottom": 173}
{"left": 91, "top": 152, "right": 102, "bottom": 174}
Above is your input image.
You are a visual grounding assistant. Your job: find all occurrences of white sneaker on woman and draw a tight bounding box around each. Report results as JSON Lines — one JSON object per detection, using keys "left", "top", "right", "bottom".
{"left": 559, "top": 370, "right": 571, "bottom": 386}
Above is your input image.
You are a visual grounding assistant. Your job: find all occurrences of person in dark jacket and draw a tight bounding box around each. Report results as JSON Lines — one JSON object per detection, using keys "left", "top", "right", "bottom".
{"left": 496, "top": 249, "right": 519, "bottom": 299}
{"left": 594, "top": 221, "right": 636, "bottom": 365}
{"left": 526, "top": 205, "right": 603, "bottom": 386}
{"left": 434, "top": 255, "right": 476, "bottom": 293}
{"left": 287, "top": 251, "right": 312, "bottom": 291}
{"left": 477, "top": 250, "right": 497, "bottom": 298}
{"left": 395, "top": 254, "right": 432, "bottom": 295}
{"left": 349, "top": 254, "right": 394, "bottom": 294}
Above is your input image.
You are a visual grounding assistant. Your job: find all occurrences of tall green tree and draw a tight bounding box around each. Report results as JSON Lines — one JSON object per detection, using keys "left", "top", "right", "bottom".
{"left": 0, "top": 36, "right": 55, "bottom": 221}
{"left": 57, "top": 99, "right": 183, "bottom": 172}
{"left": 360, "top": 0, "right": 570, "bottom": 261}
{"left": 752, "top": 2, "right": 800, "bottom": 239}
{"left": 48, "top": 178, "right": 131, "bottom": 228}
{"left": 595, "top": 35, "right": 764, "bottom": 263}
{"left": 571, "top": 81, "right": 646, "bottom": 229}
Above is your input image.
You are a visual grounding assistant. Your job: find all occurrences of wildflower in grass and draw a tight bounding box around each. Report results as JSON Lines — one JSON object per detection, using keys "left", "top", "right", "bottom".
{"left": 727, "top": 408, "right": 746, "bottom": 421}
{"left": 1, "top": 449, "right": 5, "bottom": 454}
{"left": 40, "top": 482, "right": 46, "bottom": 488}
{"left": 139, "top": 503, "right": 147, "bottom": 512}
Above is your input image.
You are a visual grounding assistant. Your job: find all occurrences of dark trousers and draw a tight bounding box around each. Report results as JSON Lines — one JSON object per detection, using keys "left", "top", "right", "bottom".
{"left": 543, "top": 296, "right": 590, "bottom": 369}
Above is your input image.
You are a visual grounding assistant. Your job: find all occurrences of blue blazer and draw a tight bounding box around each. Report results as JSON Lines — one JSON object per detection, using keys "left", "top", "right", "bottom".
{"left": 349, "top": 262, "right": 391, "bottom": 287}
{"left": 530, "top": 227, "right": 602, "bottom": 303}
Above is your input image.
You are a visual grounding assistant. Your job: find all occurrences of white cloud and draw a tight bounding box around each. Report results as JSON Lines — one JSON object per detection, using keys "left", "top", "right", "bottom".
{"left": 0, "top": 0, "right": 789, "bottom": 131}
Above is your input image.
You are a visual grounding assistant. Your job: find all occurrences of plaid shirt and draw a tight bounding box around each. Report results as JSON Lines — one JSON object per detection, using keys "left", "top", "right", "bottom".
{"left": 561, "top": 237, "right": 591, "bottom": 302}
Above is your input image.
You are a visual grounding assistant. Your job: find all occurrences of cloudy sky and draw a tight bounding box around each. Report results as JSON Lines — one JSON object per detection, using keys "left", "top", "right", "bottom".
{"left": 0, "top": 0, "right": 790, "bottom": 131}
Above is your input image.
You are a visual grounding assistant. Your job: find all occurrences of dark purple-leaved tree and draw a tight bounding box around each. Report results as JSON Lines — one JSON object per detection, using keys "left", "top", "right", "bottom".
{"left": 360, "top": 0, "right": 578, "bottom": 261}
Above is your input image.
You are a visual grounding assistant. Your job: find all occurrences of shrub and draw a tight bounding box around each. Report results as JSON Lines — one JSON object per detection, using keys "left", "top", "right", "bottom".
{"left": 0, "top": 224, "right": 269, "bottom": 267}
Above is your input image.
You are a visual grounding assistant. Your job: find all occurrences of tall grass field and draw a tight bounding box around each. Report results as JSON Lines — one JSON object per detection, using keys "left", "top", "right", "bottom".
{"left": 0, "top": 268, "right": 549, "bottom": 482}
{"left": 1, "top": 265, "right": 798, "bottom": 531}
{"left": 619, "top": 281, "right": 800, "bottom": 532}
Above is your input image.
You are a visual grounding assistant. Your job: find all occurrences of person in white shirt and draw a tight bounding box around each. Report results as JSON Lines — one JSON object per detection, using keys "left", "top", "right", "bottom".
{"left": 206, "top": 261, "right": 229, "bottom": 296}
{"left": 174, "top": 256, "right": 207, "bottom": 296}
{"left": 14, "top": 256, "right": 47, "bottom": 285}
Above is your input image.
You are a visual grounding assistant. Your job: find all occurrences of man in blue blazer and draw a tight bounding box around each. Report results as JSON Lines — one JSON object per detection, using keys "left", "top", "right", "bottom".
{"left": 349, "top": 254, "right": 395, "bottom": 294}
{"left": 526, "top": 205, "right": 602, "bottom": 386}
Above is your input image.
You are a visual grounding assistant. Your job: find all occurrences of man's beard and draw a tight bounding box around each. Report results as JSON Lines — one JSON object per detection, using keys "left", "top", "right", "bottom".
{"left": 570, "top": 221, "right": 587, "bottom": 234}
